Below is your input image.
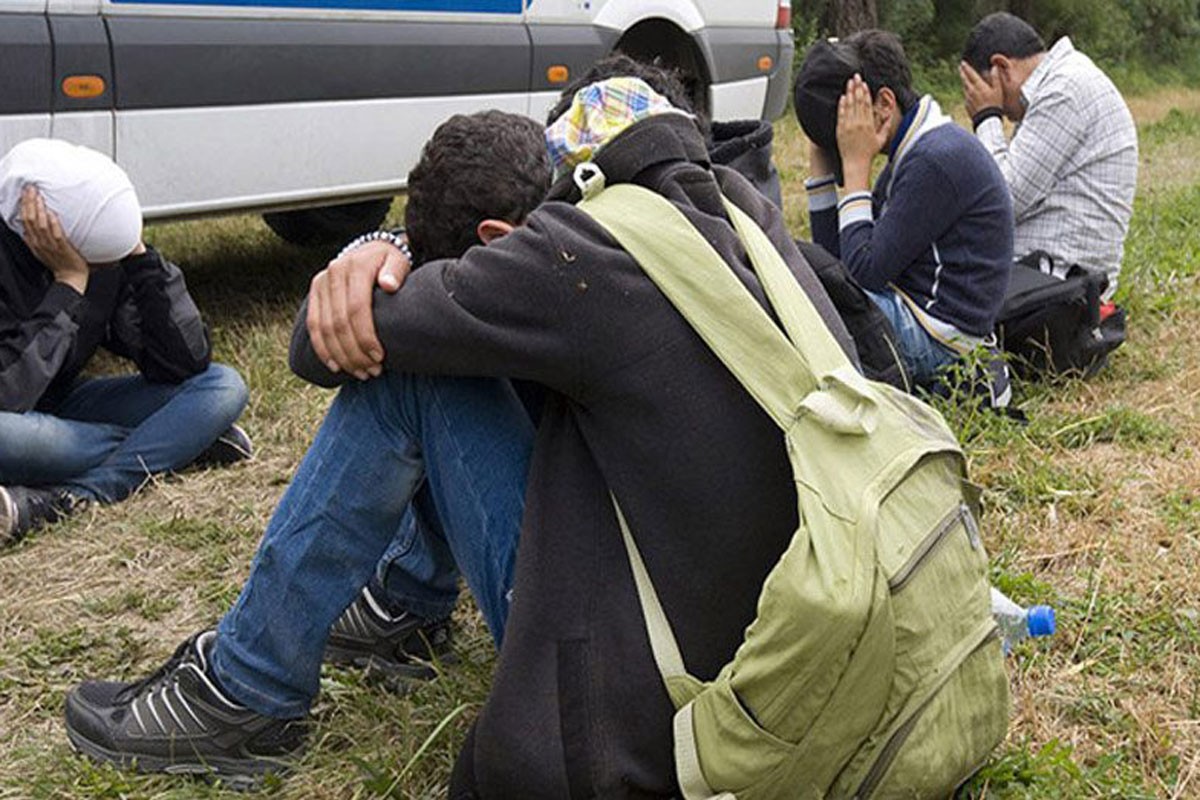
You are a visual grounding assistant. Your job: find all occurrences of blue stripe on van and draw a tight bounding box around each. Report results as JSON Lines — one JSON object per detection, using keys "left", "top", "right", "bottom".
{"left": 111, "top": 0, "right": 522, "bottom": 12}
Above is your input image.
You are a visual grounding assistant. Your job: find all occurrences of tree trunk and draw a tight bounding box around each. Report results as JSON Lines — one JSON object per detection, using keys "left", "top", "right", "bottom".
{"left": 835, "top": 0, "right": 878, "bottom": 37}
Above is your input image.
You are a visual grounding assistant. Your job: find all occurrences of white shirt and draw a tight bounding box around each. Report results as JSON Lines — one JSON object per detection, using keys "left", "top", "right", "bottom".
{"left": 976, "top": 37, "right": 1138, "bottom": 298}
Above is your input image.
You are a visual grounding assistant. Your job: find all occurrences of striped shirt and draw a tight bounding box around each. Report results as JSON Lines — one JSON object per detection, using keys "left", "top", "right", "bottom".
{"left": 975, "top": 37, "right": 1137, "bottom": 298}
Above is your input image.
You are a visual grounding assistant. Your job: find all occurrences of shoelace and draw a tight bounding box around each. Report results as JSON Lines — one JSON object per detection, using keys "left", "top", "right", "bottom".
{"left": 113, "top": 634, "right": 201, "bottom": 706}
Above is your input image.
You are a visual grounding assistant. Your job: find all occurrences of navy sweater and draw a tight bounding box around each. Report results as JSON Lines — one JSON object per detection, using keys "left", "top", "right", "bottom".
{"left": 810, "top": 97, "right": 1013, "bottom": 339}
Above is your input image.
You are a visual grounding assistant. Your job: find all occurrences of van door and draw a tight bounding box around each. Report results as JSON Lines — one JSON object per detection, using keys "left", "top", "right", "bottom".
{"left": 522, "top": 0, "right": 621, "bottom": 124}
{"left": 47, "top": 0, "right": 115, "bottom": 156}
{"left": 0, "top": 1, "right": 54, "bottom": 156}
{"left": 101, "top": 0, "right": 533, "bottom": 219}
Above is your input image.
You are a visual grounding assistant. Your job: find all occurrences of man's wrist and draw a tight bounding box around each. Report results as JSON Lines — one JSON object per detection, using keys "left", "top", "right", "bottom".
{"left": 971, "top": 106, "right": 1004, "bottom": 131}
{"left": 841, "top": 166, "right": 871, "bottom": 194}
{"left": 55, "top": 272, "right": 89, "bottom": 295}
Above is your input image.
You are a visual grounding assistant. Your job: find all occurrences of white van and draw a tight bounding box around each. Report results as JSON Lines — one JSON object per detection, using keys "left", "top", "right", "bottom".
{"left": 0, "top": 0, "right": 793, "bottom": 242}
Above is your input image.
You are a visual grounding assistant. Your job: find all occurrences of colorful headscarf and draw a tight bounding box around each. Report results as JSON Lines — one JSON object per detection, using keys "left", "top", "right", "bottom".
{"left": 545, "top": 77, "right": 692, "bottom": 178}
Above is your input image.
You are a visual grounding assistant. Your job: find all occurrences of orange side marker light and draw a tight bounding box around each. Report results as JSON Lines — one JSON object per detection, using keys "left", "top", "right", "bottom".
{"left": 547, "top": 65, "right": 570, "bottom": 84}
{"left": 757, "top": 55, "right": 774, "bottom": 72}
{"left": 62, "top": 75, "right": 106, "bottom": 99}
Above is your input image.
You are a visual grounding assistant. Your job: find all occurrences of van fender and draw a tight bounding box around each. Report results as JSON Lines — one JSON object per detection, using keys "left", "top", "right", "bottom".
{"left": 592, "top": 0, "right": 703, "bottom": 34}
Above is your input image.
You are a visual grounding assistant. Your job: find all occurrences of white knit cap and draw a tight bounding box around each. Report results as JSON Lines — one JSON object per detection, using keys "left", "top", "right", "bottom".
{"left": 0, "top": 138, "right": 142, "bottom": 263}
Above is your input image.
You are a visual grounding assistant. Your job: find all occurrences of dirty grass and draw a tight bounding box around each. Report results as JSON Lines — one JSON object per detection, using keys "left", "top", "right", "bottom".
{"left": 2, "top": 90, "right": 1200, "bottom": 799}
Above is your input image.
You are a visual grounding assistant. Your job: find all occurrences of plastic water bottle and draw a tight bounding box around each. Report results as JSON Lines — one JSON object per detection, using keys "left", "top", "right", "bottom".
{"left": 990, "top": 587, "right": 1056, "bottom": 655}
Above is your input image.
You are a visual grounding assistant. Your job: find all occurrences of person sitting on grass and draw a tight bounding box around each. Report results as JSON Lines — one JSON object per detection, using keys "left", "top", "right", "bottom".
{"left": 64, "top": 56, "right": 860, "bottom": 798}
{"left": 0, "top": 138, "right": 251, "bottom": 546}
{"left": 959, "top": 12, "right": 1137, "bottom": 299}
{"left": 793, "top": 30, "right": 1014, "bottom": 395}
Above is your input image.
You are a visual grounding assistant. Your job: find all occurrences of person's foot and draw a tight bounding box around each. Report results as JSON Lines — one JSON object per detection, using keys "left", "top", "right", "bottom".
{"left": 65, "top": 631, "right": 308, "bottom": 789}
{"left": 0, "top": 485, "right": 85, "bottom": 546}
{"left": 192, "top": 424, "right": 254, "bottom": 468}
{"left": 325, "top": 587, "right": 453, "bottom": 684}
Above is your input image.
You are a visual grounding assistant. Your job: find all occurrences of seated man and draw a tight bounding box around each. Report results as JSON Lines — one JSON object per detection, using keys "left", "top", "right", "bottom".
{"left": 66, "top": 59, "right": 859, "bottom": 798}
{"left": 0, "top": 139, "right": 251, "bottom": 545}
{"left": 793, "top": 31, "right": 1014, "bottom": 389}
{"left": 960, "top": 12, "right": 1138, "bottom": 298}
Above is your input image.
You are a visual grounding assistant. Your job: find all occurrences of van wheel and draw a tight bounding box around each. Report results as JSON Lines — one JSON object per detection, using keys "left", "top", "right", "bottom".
{"left": 614, "top": 19, "right": 710, "bottom": 117}
{"left": 263, "top": 199, "right": 393, "bottom": 247}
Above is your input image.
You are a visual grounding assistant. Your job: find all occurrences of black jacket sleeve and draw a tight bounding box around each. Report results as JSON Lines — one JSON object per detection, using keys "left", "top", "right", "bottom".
{"left": 290, "top": 212, "right": 581, "bottom": 395}
{"left": 105, "top": 247, "right": 212, "bottom": 383}
{"left": 0, "top": 281, "right": 86, "bottom": 412}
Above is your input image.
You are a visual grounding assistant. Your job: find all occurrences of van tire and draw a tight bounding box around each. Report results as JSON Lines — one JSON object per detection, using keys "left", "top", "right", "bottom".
{"left": 263, "top": 199, "right": 393, "bottom": 247}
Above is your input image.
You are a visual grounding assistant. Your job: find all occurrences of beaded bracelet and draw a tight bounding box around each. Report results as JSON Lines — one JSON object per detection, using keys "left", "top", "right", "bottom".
{"left": 338, "top": 229, "right": 413, "bottom": 262}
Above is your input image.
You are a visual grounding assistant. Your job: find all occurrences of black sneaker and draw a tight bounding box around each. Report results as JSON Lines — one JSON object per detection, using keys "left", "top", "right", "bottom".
{"left": 0, "top": 485, "right": 84, "bottom": 546}
{"left": 191, "top": 424, "right": 254, "bottom": 468}
{"left": 65, "top": 631, "right": 308, "bottom": 789}
{"left": 325, "top": 587, "right": 453, "bottom": 683}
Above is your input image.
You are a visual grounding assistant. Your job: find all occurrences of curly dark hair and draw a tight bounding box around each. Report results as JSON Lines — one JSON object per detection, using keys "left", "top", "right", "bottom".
{"left": 962, "top": 13, "right": 1046, "bottom": 75}
{"left": 842, "top": 29, "right": 920, "bottom": 113}
{"left": 404, "top": 110, "right": 551, "bottom": 264}
{"left": 545, "top": 53, "right": 709, "bottom": 137}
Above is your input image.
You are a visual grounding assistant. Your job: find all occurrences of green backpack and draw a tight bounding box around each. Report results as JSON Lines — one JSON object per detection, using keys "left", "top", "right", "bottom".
{"left": 575, "top": 173, "right": 1010, "bottom": 799}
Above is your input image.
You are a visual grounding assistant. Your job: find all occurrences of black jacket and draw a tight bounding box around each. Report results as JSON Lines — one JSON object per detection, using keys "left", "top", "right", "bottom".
{"left": 0, "top": 223, "right": 211, "bottom": 413}
{"left": 292, "top": 114, "right": 857, "bottom": 799}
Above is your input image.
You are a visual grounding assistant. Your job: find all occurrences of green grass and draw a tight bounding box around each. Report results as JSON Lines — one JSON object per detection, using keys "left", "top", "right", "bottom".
{"left": 2, "top": 90, "right": 1200, "bottom": 799}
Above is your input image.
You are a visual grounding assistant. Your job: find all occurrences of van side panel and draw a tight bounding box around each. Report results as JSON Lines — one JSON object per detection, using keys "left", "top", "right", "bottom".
{"left": 109, "top": 0, "right": 520, "bottom": 10}
{"left": 0, "top": 14, "right": 53, "bottom": 115}
{"left": 118, "top": 92, "right": 530, "bottom": 216}
{"left": 50, "top": 15, "right": 113, "bottom": 113}
{"left": 527, "top": 23, "right": 621, "bottom": 96}
{"left": 107, "top": 17, "right": 530, "bottom": 109}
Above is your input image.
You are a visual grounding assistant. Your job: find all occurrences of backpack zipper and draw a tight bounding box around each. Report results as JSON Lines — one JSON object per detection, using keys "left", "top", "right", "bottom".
{"left": 888, "top": 503, "right": 970, "bottom": 593}
{"left": 852, "top": 627, "right": 1001, "bottom": 799}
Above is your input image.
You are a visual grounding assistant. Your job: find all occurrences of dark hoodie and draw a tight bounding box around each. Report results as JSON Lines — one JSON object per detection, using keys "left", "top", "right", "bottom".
{"left": 0, "top": 223, "right": 211, "bottom": 413}
{"left": 291, "top": 114, "right": 857, "bottom": 799}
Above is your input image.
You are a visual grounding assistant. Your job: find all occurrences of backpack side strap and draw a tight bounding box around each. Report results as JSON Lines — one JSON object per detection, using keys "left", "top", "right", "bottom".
{"left": 578, "top": 182, "right": 816, "bottom": 431}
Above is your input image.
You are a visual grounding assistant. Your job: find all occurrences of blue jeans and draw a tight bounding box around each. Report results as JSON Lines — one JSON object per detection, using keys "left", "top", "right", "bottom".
{"left": 864, "top": 289, "right": 958, "bottom": 387}
{"left": 211, "top": 372, "right": 533, "bottom": 718}
{"left": 0, "top": 363, "right": 247, "bottom": 503}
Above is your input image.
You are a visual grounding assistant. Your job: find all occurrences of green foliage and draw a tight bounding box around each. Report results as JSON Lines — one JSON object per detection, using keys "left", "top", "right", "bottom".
{"left": 792, "top": 0, "right": 1200, "bottom": 79}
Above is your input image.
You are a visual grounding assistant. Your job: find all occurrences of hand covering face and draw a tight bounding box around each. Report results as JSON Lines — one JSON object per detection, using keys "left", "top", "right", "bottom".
{"left": 0, "top": 138, "right": 142, "bottom": 263}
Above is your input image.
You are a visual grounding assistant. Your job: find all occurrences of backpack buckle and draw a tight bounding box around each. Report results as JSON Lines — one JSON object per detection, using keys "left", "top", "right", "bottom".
{"left": 574, "top": 162, "right": 606, "bottom": 199}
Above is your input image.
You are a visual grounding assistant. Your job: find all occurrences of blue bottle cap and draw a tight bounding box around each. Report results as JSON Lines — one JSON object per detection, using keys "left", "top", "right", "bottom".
{"left": 1027, "top": 605, "right": 1056, "bottom": 637}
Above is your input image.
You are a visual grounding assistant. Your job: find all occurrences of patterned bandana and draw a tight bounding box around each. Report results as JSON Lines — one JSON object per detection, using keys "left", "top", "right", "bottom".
{"left": 545, "top": 77, "right": 691, "bottom": 178}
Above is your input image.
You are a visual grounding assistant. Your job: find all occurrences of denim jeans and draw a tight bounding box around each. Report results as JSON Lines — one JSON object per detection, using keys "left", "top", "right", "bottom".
{"left": 211, "top": 372, "right": 533, "bottom": 719}
{"left": 863, "top": 289, "right": 958, "bottom": 387}
{"left": 0, "top": 363, "right": 247, "bottom": 503}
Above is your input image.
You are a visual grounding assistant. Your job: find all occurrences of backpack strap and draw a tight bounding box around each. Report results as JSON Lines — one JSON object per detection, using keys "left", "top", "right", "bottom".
{"left": 578, "top": 182, "right": 821, "bottom": 430}
{"left": 718, "top": 195, "right": 851, "bottom": 379}
{"left": 579, "top": 180, "right": 877, "bottom": 437}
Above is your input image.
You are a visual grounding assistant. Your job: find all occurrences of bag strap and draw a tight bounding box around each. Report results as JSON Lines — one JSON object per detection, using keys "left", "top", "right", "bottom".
{"left": 718, "top": 195, "right": 851, "bottom": 378}
{"left": 578, "top": 181, "right": 848, "bottom": 430}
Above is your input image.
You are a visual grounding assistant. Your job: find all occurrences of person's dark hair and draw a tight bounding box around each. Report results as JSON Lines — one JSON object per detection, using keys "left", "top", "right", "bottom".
{"left": 842, "top": 29, "right": 920, "bottom": 112}
{"left": 962, "top": 12, "right": 1046, "bottom": 75}
{"left": 545, "top": 53, "right": 709, "bottom": 137}
{"left": 404, "top": 110, "right": 550, "bottom": 264}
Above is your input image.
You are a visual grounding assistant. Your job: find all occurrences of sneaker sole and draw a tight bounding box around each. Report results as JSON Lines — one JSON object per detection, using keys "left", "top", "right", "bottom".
{"left": 66, "top": 723, "right": 293, "bottom": 791}
{"left": 323, "top": 643, "right": 456, "bottom": 687}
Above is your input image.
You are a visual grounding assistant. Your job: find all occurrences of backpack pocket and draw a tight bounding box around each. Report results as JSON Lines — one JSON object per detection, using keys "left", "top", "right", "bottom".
{"left": 850, "top": 627, "right": 1008, "bottom": 799}
{"left": 832, "top": 451, "right": 1007, "bottom": 797}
